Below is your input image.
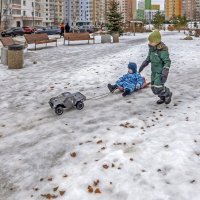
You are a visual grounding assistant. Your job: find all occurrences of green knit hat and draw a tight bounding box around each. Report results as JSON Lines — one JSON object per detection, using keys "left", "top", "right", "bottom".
{"left": 148, "top": 30, "right": 161, "bottom": 43}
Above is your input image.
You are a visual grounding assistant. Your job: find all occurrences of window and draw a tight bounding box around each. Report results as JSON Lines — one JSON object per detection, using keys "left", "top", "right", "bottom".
{"left": 23, "top": 0, "right": 26, "bottom": 6}
{"left": 12, "top": 9, "right": 21, "bottom": 15}
{"left": 23, "top": 11, "right": 26, "bottom": 16}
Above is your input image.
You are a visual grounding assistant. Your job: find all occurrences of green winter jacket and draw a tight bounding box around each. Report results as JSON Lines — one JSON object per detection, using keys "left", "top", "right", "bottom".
{"left": 146, "top": 42, "right": 171, "bottom": 74}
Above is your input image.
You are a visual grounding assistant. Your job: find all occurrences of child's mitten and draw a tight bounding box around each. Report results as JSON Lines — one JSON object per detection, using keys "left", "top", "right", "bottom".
{"left": 161, "top": 68, "right": 169, "bottom": 83}
{"left": 139, "top": 60, "right": 149, "bottom": 73}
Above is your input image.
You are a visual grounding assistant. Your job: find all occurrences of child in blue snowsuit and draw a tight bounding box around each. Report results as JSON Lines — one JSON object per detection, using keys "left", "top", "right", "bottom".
{"left": 108, "top": 62, "right": 145, "bottom": 97}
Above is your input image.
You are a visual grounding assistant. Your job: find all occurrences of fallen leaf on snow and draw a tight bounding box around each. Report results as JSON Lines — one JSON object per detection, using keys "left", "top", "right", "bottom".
{"left": 88, "top": 185, "right": 93, "bottom": 193}
{"left": 93, "top": 180, "right": 99, "bottom": 187}
{"left": 102, "top": 164, "right": 109, "bottom": 169}
{"left": 70, "top": 152, "right": 77, "bottom": 158}
{"left": 53, "top": 187, "right": 59, "bottom": 192}
{"left": 59, "top": 191, "right": 65, "bottom": 196}
{"left": 94, "top": 188, "right": 101, "bottom": 194}
{"left": 97, "top": 140, "right": 103, "bottom": 144}
{"left": 120, "top": 122, "right": 135, "bottom": 128}
{"left": 41, "top": 193, "right": 58, "bottom": 199}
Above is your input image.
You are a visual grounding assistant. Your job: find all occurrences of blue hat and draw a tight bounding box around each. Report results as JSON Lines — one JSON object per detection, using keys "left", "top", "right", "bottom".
{"left": 128, "top": 62, "right": 137, "bottom": 73}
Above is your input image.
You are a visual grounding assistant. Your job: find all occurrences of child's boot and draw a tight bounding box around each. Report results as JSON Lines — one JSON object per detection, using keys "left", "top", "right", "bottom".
{"left": 107, "top": 84, "right": 117, "bottom": 93}
{"left": 122, "top": 89, "right": 130, "bottom": 97}
{"left": 165, "top": 92, "right": 172, "bottom": 104}
{"left": 157, "top": 96, "right": 165, "bottom": 104}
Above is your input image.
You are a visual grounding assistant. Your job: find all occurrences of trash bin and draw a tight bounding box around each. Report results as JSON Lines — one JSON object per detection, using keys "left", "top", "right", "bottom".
{"left": 8, "top": 44, "right": 24, "bottom": 69}
{"left": 101, "top": 34, "right": 111, "bottom": 43}
{"left": 1, "top": 47, "right": 8, "bottom": 65}
{"left": 112, "top": 33, "right": 119, "bottom": 43}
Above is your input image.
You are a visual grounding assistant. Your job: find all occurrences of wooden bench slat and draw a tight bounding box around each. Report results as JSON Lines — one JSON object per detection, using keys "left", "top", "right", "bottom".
{"left": 63, "top": 32, "right": 95, "bottom": 45}
{"left": 24, "top": 33, "right": 57, "bottom": 50}
{"left": 0, "top": 37, "right": 27, "bottom": 48}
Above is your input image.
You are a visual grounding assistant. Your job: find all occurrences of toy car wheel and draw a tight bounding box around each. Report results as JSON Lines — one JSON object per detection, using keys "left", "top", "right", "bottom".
{"left": 76, "top": 101, "right": 84, "bottom": 110}
{"left": 55, "top": 106, "right": 64, "bottom": 115}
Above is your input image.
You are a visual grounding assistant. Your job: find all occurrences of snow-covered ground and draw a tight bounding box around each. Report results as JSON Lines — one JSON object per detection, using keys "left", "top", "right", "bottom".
{"left": 0, "top": 32, "right": 200, "bottom": 200}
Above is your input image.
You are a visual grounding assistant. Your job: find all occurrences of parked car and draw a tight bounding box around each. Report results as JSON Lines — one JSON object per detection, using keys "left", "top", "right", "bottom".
{"left": 23, "top": 26, "right": 34, "bottom": 34}
{"left": 35, "top": 26, "right": 61, "bottom": 35}
{"left": 1, "top": 27, "right": 24, "bottom": 37}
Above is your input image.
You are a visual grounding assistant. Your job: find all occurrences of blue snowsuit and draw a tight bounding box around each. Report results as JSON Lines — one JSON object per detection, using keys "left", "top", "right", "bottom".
{"left": 116, "top": 73, "right": 144, "bottom": 94}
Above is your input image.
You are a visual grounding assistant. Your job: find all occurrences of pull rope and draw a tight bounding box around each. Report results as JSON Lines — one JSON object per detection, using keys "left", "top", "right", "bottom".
{"left": 87, "top": 92, "right": 111, "bottom": 100}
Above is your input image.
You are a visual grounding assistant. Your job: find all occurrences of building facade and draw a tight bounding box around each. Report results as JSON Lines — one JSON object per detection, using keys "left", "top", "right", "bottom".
{"left": 64, "top": 0, "right": 93, "bottom": 27}
{"left": 138, "top": 0, "right": 145, "bottom": 10}
{"left": 109, "top": 0, "right": 136, "bottom": 23}
{"left": 145, "top": 10, "right": 164, "bottom": 20}
{"left": 145, "top": 0, "right": 151, "bottom": 10}
{"left": 64, "top": 0, "right": 136, "bottom": 27}
{"left": 165, "top": 0, "right": 182, "bottom": 20}
{"left": 182, "top": 0, "right": 200, "bottom": 21}
{"left": 54, "top": 0, "right": 64, "bottom": 24}
{"left": 127, "top": 0, "right": 136, "bottom": 21}
{"left": 93, "top": 0, "right": 106, "bottom": 25}
{"left": 196, "top": 0, "right": 200, "bottom": 21}
{"left": 151, "top": 4, "right": 160, "bottom": 10}
{"left": 0, "top": 0, "right": 64, "bottom": 29}
{"left": 1, "top": 0, "right": 43, "bottom": 29}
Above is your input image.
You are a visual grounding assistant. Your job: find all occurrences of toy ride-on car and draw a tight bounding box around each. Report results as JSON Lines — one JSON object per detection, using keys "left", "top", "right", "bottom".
{"left": 49, "top": 92, "right": 86, "bottom": 115}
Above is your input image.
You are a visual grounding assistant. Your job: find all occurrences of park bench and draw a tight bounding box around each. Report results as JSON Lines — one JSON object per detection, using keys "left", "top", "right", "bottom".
{"left": 0, "top": 37, "right": 27, "bottom": 49}
{"left": 24, "top": 33, "right": 57, "bottom": 50}
{"left": 63, "top": 32, "right": 95, "bottom": 45}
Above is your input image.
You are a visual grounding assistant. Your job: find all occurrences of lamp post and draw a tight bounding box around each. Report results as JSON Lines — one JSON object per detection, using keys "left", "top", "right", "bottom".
{"left": 148, "top": 10, "right": 151, "bottom": 30}
{"left": 32, "top": 1, "right": 35, "bottom": 28}
{"left": 0, "top": 0, "right": 2, "bottom": 30}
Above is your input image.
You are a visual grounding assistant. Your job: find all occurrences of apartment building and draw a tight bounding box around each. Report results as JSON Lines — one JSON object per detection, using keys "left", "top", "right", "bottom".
{"left": 1, "top": 0, "right": 43, "bottom": 28}
{"left": 144, "top": 9, "right": 164, "bottom": 21}
{"left": 128, "top": 0, "right": 136, "bottom": 21}
{"left": 64, "top": 0, "right": 136, "bottom": 27}
{"left": 41, "top": 0, "right": 55, "bottom": 26}
{"left": 145, "top": 0, "right": 151, "bottom": 10}
{"left": 182, "top": 0, "right": 200, "bottom": 21}
{"left": 165, "top": 0, "right": 182, "bottom": 20}
{"left": 64, "top": 0, "right": 106, "bottom": 26}
{"left": 110, "top": 0, "right": 136, "bottom": 23}
{"left": 0, "top": 0, "right": 64, "bottom": 29}
{"left": 138, "top": 0, "right": 145, "bottom": 10}
{"left": 151, "top": 4, "right": 160, "bottom": 10}
{"left": 93, "top": 0, "right": 106, "bottom": 25}
{"left": 54, "top": 0, "right": 64, "bottom": 24}
{"left": 196, "top": 0, "right": 200, "bottom": 21}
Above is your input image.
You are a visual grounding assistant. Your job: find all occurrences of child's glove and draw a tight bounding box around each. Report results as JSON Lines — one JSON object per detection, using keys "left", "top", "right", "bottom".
{"left": 161, "top": 68, "right": 169, "bottom": 83}
{"left": 135, "top": 83, "right": 141, "bottom": 90}
{"left": 139, "top": 60, "right": 149, "bottom": 73}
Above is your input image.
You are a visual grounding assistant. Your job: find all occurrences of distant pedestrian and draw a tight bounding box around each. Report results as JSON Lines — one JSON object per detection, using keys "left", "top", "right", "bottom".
{"left": 60, "top": 22, "right": 65, "bottom": 37}
{"left": 65, "top": 23, "right": 70, "bottom": 33}
{"left": 139, "top": 30, "right": 172, "bottom": 104}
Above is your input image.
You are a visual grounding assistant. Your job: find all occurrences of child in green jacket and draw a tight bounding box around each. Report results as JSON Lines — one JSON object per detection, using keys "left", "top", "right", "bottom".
{"left": 139, "top": 30, "right": 172, "bottom": 104}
